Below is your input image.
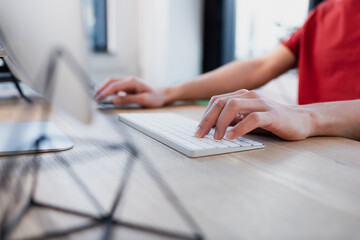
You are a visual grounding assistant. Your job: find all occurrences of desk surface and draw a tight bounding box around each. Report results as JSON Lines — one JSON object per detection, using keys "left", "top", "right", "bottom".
{"left": 1, "top": 90, "right": 360, "bottom": 240}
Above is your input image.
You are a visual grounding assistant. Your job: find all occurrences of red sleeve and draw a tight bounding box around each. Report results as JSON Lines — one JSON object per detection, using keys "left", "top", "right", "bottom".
{"left": 281, "top": 27, "right": 303, "bottom": 58}
{"left": 281, "top": 2, "right": 325, "bottom": 57}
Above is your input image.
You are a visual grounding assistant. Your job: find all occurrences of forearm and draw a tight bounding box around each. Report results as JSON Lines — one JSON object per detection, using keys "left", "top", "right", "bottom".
{"left": 163, "top": 60, "right": 263, "bottom": 103}
{"left": 162, "top": 45, "right": 296, "bottom": 104}
{"left": 306, "top": 100, "right": 360, "bottom": 140}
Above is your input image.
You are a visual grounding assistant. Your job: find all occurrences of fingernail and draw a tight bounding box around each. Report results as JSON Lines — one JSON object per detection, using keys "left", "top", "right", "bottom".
{"left": 214, "top": 130, "right": 220, "bottom": 139}
{"left": 226, "top": 131, "right": 234, "bottom": 139}
{"left": 195, "top": 127, "right": 202, "bottom": 137}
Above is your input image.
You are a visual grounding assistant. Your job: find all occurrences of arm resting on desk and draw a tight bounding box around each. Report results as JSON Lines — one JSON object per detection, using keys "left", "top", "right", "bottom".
{"left": 307, "top": 100, "right": 360, "bottom": 141}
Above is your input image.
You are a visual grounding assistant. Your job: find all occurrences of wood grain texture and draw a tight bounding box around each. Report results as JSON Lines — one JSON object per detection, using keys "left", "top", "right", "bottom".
{"left": 0, "top": 89, "right": 360, "bottom": 240}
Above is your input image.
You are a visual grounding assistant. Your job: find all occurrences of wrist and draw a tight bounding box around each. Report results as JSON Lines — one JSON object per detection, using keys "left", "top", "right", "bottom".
{"left": 303, "top": 103, "right": 337, "bottom": 138}
{"left": 161, "top": 85, "right": 184, "bottom": 105}
{"left": 296, "top": 101, "right": 360, "bottom": 139}
{"left": 290, "top": 106, "right": 318, "bottom": 139}
{"left": 305, "top": 107, "right": 320, "bottom": 137}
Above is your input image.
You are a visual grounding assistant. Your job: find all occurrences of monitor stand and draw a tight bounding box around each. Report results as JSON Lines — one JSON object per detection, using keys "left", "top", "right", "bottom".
{"left": 0, "top": 121, "right": 73, "bottom": 156}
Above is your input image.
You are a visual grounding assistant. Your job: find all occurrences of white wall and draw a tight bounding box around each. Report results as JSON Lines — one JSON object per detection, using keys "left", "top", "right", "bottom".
{"left": 235, "top": 0, "right": 308, "bottom": 60}
{"left": 138, "top": 0, "right": 203, "bottom": 87}
{"left": 90, "top": 0, "right": 139, "bottom": 80}
{"left": 90, "top": 0, "right": 203, "bottom": 87}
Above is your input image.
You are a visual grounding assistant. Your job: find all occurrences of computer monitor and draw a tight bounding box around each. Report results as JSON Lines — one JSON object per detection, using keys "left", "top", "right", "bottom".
{"left": 0, "top": 0, "right": 92, "bottom": 155}
{"left": 0, "top": 0, "right": 92, "bottom": 123}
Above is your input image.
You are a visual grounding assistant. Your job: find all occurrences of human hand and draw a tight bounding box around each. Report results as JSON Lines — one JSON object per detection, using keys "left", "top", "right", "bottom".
{"left": 94, "top": 77, "right": 167, "bottom": 107}
{"left": 195, "top": 90, "right": 313, "bottom": 141}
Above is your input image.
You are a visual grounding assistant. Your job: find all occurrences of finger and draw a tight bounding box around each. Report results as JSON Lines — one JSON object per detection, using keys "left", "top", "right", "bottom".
{"left": 95, "top": 79, "right": 137, "bottom": 102}
{"left": 95, "top": 81, "right": 120, "bottom": 102}
{"left": 113, "top": 93, "right": 147, "bottom": 106}
{"left": 95, "top": 80, "right": 122, "bottom": 101}
{"left": 214, "top": 98, "right": 270, "bottom": 139}
{"left": 205, "top": 90, "right": 248, "bottom": 113}
{"left": 204, "top": 89, "right": 249, "bottom": 116}
{"left": 225, "top": 112, "right": 272, "bottom": 140}
{"left": 230, "top": 113, "right": 246, "bottom": 126}
{"left": 95, "top": 78, "right": 120, "bottom": 98}
{"left": 197, "top": 94, "right": 266, "bottom": 138}
{"left": 195, "top": 97, "right": 228, "bottom": 138}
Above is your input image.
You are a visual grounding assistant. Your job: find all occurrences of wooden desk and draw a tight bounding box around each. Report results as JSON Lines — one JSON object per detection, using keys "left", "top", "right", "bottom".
{"left": 1, "top": 90, "right": 360, "bottom": 240}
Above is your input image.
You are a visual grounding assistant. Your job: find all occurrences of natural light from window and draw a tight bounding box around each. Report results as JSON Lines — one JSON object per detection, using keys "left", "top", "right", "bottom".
{"left": 235, "top": 0, "right": 309, "bottom": 60}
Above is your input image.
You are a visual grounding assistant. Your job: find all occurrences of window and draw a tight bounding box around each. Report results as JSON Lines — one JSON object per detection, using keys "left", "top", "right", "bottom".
{"left": 202, "top": 0, "right": 312, "bottom": 71}
{"left": 85, "top": 0, "right": 107, "bottom": 52}
{"left": 202, "top": 0, "right": 236, "bottom": 73}
{"left": 235, "top": 0, "right": 309, "bottom": 60}
{"left": 200, "top": 0, "right": 323, "bottom": 104}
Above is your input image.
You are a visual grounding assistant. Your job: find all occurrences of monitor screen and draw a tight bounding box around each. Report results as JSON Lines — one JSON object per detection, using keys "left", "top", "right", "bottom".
{"left": 0, "top": 0, "right": 92, "bottom": 123}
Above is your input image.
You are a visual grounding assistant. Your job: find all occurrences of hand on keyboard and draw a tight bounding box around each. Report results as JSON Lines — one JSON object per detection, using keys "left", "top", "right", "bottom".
{"left": 195, "top": 90, "right": 313, "bottom": 141}
{"left": 95, "top": 77, "right": 167, "bottom": 108}
{"left": 118, "top": 113, "right": 264, "bottom": 157}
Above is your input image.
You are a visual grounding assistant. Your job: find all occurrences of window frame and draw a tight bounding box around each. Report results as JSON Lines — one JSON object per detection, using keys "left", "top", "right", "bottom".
{"left": 92, "top": 0, "right": 108, "bottom": 52}
{"left": 309, "top": 0, "right": 323, "bottom": 10}
{"left": 202, "top": 0, "right": 323, "bottom": 73}
{"left": 202, "top": 0, "right": 236, "bottom": 73}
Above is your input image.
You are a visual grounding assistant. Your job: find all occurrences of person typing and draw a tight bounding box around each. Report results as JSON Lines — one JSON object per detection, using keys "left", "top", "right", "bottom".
{"left": 95, "top": 0, "right": 360, "bottom": 142}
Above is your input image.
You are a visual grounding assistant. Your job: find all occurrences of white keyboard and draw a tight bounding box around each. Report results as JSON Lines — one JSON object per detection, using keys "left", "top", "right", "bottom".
{"left": 118, "top": 113, "right": 264, "bottom": 157}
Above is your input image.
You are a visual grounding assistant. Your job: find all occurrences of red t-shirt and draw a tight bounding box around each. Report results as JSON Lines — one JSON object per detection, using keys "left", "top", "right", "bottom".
{"left": 282, "top": 0, "right": 360, "bottom": 105}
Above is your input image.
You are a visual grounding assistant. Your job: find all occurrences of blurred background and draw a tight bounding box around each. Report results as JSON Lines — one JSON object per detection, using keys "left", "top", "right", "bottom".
{"left": 2, "top": 0, "right": 322, "bottom": 105}
{"left": 84, "top": 0, "right": 319, "bottom": 105}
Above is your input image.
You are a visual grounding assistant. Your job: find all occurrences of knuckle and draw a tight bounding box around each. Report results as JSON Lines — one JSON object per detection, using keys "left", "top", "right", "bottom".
{"left": 236, "top": 89, "right": 249, "bottom": 94}
{"left": 247, "top": 90, "right": 259, "bottom": 98}
{"left": 227, "top": 98, "right": 238, "bottom": 108}
{"left": 209, "top": 95, "right": 219, "bottom": 104}
{"left": 249, "top": 112, "right": 261, "bottom": 123}
{"left": 128, "top": 76, "right": 137, "bottom": 83}
{"left": 214, "top": 98, "right": 226, "bottom": 108}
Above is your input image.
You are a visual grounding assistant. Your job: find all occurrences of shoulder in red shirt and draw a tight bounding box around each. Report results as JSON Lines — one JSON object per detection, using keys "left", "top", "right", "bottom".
{"left": 282, "top": 0, "right": 360, "bottom": 104}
